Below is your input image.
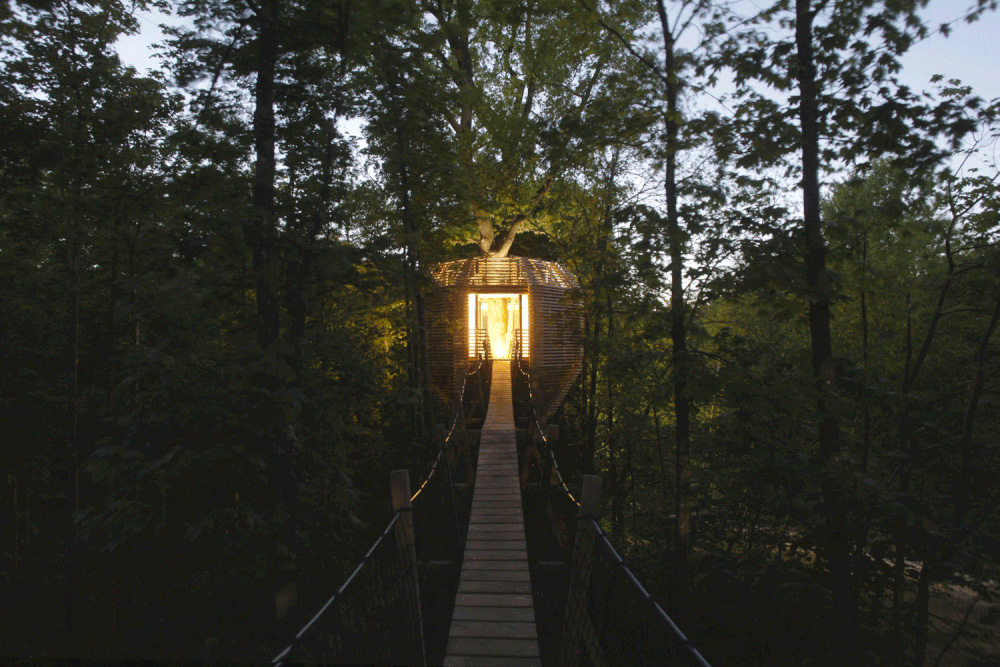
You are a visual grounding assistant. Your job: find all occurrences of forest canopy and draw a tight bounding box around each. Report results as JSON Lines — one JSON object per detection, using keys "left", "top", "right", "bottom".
{"left": 1, "top": 0, "right": 999, "bottom": 664}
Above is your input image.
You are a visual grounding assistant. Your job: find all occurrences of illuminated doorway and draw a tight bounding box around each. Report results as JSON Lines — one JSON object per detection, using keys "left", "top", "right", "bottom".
{"left": 467, "top": 293, "right": 529, "bottom": 359}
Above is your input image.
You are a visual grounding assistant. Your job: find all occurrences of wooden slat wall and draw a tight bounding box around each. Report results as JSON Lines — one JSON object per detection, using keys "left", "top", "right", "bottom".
{"left": 428, "top": 257, "right": 583, "bottom": 420}
{"left": 426, "top": 288, "right": 456, "bottom": 408}
{"left": 528, "top": 285, "right": 583, "bottom": 421}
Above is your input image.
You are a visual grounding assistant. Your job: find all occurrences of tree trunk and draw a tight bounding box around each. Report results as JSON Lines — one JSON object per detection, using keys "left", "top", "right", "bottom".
{"left": 251, "top": 0, "right": 281, "bottom": 353}
{"left": 861, "top": 232, "right": 870, "bottom": 472}
{"left": 250, "top": 0, "right": 295, "bottom": 644}
{"left": 586, "top": 308, "right": 601, "bottom": 475}
{"left": 606, "top": 293, "right": 622, "bottom": 540}
{"left": 891, "top": 226, "right": 957, "bottom": 663}
{"left": 954, "top": 284, "right": 1000, "bottom": 519}
{"left": 657, "top": 0, "right": 692, "bottom": 615}
{"left": 794, "top": 1, "right": 860, "bottom": 661}
{"left": 914, "top": 558, "right": 933, "bottom": 667}
{"left": 64, "top": 219, "right": 80, "bottom": 654}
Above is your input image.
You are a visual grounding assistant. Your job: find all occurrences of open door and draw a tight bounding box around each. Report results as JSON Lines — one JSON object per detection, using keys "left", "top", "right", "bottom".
{"left": 467, "top": 293, "right": 529, "bottom": 359}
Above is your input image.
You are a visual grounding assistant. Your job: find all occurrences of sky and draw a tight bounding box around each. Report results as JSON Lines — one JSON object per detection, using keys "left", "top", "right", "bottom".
{"left": 896, "top": 1, "right": 1000, "bottom": 101}
{"left": 115, "top": 0, "right": 1000, "bottom": 170}
{"left": 117, "top": 1, "right": 1000, "bottom": 99}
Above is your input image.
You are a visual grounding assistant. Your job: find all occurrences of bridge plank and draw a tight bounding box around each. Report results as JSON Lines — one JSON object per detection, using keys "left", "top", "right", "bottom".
{"left": 468, "top": 517, "right": 523, "bottom": 524}
{"left": 446, "top": 361, "right": 540, "bottom": 665}
{"left": 460, "top": 568, "right": 531, "bottom": 582}
{"left": 444, "top": 656, "right": 541, "bottom": 667}
{"left": 465, "top": 540, "right": 527, "bottom": 551}
{"left": 446, "top": 637, "right": 540, "bottom": 657}
{"left": 459, "top": 579, "right": 532, "bottom": 594}
{"left": 462, "top": 559, "right": 528, "bottom": 570}
{"left": 452, "top": 605, "right": 535, "bottom": 622}
{"left": 465, "top": 550, "right": 527, "bottom": 561}
{"left": 465, "top": 532, "right": 525, "bottom": 540}
{"left": 455, "top": 593, "right": 533, "bottom": 607}
{"left": 467, "top": 523, "right": 523, "bottom": 532}
{"left": 448, "top": 620, "right": 537, "bottom": 639}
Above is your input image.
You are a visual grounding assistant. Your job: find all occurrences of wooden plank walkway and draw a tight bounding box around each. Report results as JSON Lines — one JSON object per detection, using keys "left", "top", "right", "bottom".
{"left": 444, "top": 360, "right": 541, "bottom": 667}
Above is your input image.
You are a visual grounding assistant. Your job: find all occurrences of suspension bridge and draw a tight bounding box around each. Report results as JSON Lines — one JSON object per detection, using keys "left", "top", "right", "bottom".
{"left": 272, "top": 353, "right": 711, "bottom": 666}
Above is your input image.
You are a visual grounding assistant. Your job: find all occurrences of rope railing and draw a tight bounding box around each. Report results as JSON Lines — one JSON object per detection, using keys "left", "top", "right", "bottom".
{"left": 513, "top": 355, "right": 711, "bottom": 667}
{"left": 273, "top": 357, "right": 486, "bottom": 666}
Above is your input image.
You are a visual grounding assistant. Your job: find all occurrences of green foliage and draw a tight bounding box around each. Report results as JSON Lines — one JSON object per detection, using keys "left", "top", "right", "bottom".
{"left": 2, "top": 0, "right": 999, "bottom": 664}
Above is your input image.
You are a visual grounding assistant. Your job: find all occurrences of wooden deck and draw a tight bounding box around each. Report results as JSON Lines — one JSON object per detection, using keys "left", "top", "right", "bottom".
{"left": 444, "top": 360, "right": 541, "bottom": 667}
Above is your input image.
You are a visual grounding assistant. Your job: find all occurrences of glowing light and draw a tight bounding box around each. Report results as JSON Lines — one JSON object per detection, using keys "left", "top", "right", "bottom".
{"left": 466, "top": 292, "right": 528, "bottom": 359}
{"left": 468, "top": 294, "right": 477, "bottom": 357}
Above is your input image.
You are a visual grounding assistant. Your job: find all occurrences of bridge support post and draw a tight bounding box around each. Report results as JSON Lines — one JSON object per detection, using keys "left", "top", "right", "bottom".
{"left": 390, "top": 470, "right": 427, "bottom": 667}
{"left": 435, "top": 422, "right": 454, "bottom": 474}
{"left": 521, "top": 429, "right": 542, "bottom": 488}
{"left": 474, "top": 357, "right": 487, "bottom": 419}
{"left": 540, "top": 425, "right": 558, "bottom": 486}
{"left": 530, "top": 376, "right": 544, "bottom": 425}
{"left": 561, "top": 475, "right": 603, "bottom": 667}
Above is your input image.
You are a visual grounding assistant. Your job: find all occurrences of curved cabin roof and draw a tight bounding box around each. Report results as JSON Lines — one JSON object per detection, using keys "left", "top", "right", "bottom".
{"left": 430, "top": 256, "right": 577, "bottom": 291}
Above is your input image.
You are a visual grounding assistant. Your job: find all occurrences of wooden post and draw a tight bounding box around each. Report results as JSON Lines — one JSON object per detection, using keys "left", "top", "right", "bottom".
{"left": 476, "top": 357, "right": 493, "bottom": 414}
{"left": 434, "top": 421, "right": 455, "bottom": 474}
{"left": 530, "top": 377, "right": 543, "bottom": 418}
{"left": 541, "top": 425, "right": 558, "bottom": 485}
{"left": 561, "top": 474, "right": 603, "bottom": 667}
{"left": 521, "top": 431, "right": 538, "bottom": 488}
{"left": 578, "top": 475, "right": 602, "bottom": 520}
{"left": 453, "top": 390, "right": 474, "bottom": 484}
{"left": 390, "top": 470, "right": 427, "bottom": 666}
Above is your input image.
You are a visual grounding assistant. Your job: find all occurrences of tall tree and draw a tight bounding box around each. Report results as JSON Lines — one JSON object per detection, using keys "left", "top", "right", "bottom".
{"left": 413, "top": 0, "right": 627, "bottom": 257}
{"left": 707, "top": 0, "right": 987, "bottom": 660}
{"left": 581, "top": 0, "right": 712, "bottom": 611}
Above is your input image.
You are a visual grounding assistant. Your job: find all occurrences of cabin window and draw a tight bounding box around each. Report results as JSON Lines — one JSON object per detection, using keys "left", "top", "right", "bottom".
{"left": 467, "top": 293, "right": 528, "bottom": 359}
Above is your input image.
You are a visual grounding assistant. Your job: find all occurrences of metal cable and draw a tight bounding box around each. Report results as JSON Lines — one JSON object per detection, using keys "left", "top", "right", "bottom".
{"left": 275, "top": 361, "right": 486, "bottom": 665}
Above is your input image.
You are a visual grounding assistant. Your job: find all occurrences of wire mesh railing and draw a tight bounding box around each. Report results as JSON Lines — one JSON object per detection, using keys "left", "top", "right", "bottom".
{"left": 513, "top": 356, "right": 578, "bottom": 557}
{"left": 561, "top": 516, "right": 711, "bottom": 667}
{"left": 273, "top": 359, "right": 486, "bottom": 666}
{"left": 512, "top": 355, "right": 711, "bottom": 667}
{"left": 271, "top": 512, "right": 423, "bottom": 665}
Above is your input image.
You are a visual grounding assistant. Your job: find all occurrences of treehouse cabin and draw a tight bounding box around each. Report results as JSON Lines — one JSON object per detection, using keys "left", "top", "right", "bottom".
{"left": 427, "top": 256, "right": 583, "bottom": 421}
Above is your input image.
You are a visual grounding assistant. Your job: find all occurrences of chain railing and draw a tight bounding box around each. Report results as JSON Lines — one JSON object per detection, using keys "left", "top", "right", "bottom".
{"left": 273, "top": 358, "right": 487, "bottom": 666}
{"left": 512, "top": 355, "right": 711, "bottom": 667}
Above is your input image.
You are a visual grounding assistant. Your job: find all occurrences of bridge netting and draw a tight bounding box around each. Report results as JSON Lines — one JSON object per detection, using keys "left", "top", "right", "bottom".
{"left": 512, "top": 358, "right": 711, "bottom": 667}
{"left": 272, "top": 359, "right": 485, "bottom": 665}
{"left": 273, "top": 353, "right": 711, "bottom": 666}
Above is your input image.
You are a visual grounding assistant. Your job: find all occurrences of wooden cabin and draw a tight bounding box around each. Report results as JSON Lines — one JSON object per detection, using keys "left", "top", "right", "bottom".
{"left": 427, "top": 256, "right": 583, "bottom": 421}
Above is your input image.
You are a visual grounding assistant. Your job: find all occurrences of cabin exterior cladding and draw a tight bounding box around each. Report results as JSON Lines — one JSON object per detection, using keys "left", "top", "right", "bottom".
{"left": 427, "top": 256, "right": 583, "bottom": 422}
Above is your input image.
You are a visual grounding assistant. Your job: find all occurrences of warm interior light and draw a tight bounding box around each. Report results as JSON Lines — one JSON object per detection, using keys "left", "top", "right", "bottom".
{"left": 486, "top": 298, "right": 513, "bottom": 359}
{"left": 467, "top": 293, "right": 527, "bottom": 359}
{"left": 467, "top": 293, "right": 476, "bottom": 357}
{"left": 521, "top": 294, "right": 529, "bottom": 358}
